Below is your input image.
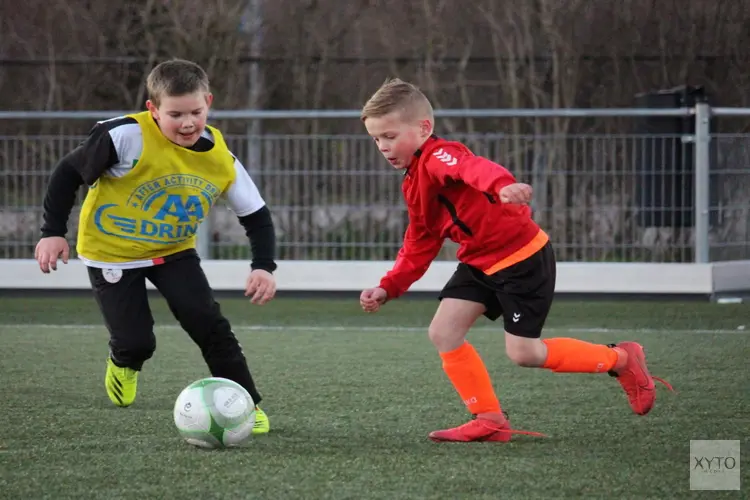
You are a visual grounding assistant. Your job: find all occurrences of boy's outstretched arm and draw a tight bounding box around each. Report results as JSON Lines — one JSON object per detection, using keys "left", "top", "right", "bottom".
{"left": 41, "top": 152, "right": 85, "bottom": 240}
{"left": 37, "top": 123, "right": 119, "bottom": 272}
{"left": 370, "top": 221, "right": 443, "bottom": 304}
{"left": 237, "top": 206, "right": 276, "bottom": 274}
{"left": 41, "top": 122, "right": 118, "bottom": 237}
{"left": 238, "top": 206, "right": 277, "bottom": 305}
{"left": 223, "top": 157, "right": 277, "bottom": 305}
{"left": 425, "top": 145, "right": 530, "bottom": 202}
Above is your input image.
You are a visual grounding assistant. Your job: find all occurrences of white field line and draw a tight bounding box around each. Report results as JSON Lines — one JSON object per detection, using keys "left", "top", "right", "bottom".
{"left": 0, "top": 323, "right": 745, "bottom": 334}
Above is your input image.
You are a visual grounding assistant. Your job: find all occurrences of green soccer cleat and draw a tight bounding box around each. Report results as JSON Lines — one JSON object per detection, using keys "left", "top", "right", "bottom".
{"left": 105, "top": 357, "right": 138, "bottom": 407}
{"left": 252, "top": 406, "right": 270, "bottom": 434}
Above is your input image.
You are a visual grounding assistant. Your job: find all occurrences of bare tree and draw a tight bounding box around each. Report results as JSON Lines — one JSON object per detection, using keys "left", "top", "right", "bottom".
{"left": 3, "top": 0, "right": 750, "bottom": 259}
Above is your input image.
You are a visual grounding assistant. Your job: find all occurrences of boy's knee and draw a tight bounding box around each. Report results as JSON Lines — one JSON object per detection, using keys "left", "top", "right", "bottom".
{"left": 428, "top": 323, "right": 466, "bottom": 352}
{"left": 110, "top": 331, "right": 156, "bottom": 366}
{"left": 130, "top": 338, "right": 156, "bottom": 358}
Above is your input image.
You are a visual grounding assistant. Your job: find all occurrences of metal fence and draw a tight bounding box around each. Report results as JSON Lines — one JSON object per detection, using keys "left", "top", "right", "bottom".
{"left": 0, "top": 106, "right": 748, "bottom": 263}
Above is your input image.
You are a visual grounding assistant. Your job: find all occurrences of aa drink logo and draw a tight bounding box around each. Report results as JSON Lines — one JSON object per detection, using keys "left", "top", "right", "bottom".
{"left": 690, "top": 440, "right": 741, "bottom": 491}
{"left": 94, "top": 174, "right": 221, "bottom": 244}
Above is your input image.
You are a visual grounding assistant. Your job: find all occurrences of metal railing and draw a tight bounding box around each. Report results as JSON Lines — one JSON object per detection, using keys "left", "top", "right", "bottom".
{"left": 0, "top": 105, "right": 747, "bottom": 263}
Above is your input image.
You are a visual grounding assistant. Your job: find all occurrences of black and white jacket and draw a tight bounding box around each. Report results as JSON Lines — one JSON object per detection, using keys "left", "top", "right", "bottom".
{"left": 40, "top": 116, "right": 277, "bottom": 273}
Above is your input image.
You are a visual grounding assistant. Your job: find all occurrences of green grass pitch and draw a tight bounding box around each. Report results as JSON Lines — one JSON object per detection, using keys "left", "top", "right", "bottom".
{"left": 0, "top": 296, "right": 747, "bottom": 499}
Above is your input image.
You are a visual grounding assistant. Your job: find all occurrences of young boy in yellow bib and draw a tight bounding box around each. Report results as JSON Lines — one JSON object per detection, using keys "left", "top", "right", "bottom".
{"left": 35, "top": 59, "right": 275, "bottom": 434}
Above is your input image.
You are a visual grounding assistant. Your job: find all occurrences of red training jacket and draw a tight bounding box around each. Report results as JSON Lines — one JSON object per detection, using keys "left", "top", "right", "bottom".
{"left": 378, "top": 135, "right": 548, "bottom": 299}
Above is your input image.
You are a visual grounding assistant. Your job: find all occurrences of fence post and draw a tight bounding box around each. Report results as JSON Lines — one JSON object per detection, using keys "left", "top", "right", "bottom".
{"left": 693, "top": 102, "right": 711, "bottom": 263}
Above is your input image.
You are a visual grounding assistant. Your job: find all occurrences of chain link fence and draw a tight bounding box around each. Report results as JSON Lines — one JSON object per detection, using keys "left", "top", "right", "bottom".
{"left": 0, "top": 108, "right": 747, "bottom": 263}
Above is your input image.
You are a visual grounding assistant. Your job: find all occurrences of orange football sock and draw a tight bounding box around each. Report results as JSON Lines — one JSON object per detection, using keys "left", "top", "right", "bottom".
{"left": 439, "top": 342, "right": 502, "bottom": 416}
{"left": 542, "top": 338, "right": 624, "bottom": 373}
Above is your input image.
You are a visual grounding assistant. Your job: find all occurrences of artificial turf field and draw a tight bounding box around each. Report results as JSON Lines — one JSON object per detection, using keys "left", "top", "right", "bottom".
{"left": 0, "top": 295, "right": 747, "bottom": 499}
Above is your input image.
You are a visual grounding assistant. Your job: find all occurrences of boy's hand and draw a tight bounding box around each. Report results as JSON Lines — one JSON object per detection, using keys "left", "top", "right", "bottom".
{"left": 35, "top": 236, "right": 70, "bottom": 273}
{"left": 360, "top": 287, "right": 388, "bottom": 313}
{"left": 499, "top": 183, "right": 533, "bottom": 204}
{"left": 245, "top": 269, "right": 276, "bottom": 305}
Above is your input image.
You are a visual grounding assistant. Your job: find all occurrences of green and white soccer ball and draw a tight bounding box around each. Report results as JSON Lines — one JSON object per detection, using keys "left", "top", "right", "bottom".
{"left": 173, "top": 377, "right": 256, "bottom": 449}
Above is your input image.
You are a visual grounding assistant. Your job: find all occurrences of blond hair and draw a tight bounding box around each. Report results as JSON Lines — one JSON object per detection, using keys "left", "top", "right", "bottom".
{"left": 361, "top": 78, "right": 434, "bottom": 123}
{"left": 146, "top": 58, "right": 210, "bottom": 107}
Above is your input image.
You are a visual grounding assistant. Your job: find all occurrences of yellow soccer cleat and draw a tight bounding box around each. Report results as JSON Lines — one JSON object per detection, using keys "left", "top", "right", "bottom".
{"left": 105, "top": 357, "right": 138, "bottom": 407}
{"left": 252, "top": 406, "right": 270, "bottom": 435}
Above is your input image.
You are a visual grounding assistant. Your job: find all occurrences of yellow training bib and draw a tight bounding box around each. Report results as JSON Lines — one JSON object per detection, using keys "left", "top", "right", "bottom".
{"left": 76, "top": 111, "right": 236, "bottom": 263}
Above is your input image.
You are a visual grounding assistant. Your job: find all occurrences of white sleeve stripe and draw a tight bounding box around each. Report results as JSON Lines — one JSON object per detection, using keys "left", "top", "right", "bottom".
{"left": 104, "top": 123, "right": 142, "bottom": 178}
{"left": 224, "top": 159, "right": 266, "bottom": 217}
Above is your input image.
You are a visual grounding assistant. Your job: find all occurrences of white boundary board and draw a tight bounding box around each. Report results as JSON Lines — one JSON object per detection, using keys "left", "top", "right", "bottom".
{"left": 1, "top": 259, "right": 739, "bottom": 296}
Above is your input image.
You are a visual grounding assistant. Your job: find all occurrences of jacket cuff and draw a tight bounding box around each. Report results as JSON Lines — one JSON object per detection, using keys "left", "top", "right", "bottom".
{"left": 378, "top": 278, "right": 402, "bottom": 300}
{"left": 40, "top": 229, "right": 67, "bottom": 238}
{"left": 250, "top": 260, "right": 277, "bottom": 273}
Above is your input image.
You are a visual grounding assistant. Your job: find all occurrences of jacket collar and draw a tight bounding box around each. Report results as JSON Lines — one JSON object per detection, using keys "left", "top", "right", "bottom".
{"left": 413, "top": 133, "right": 440, "bottom": 159}
{"left": 405, "top": 134, "right": 440, "bottom": 176}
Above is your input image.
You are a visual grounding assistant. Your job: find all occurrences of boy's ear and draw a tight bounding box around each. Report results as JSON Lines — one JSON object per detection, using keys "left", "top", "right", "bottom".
{"left": 420, "top": 118, "right": 433, "bottom": 137}
{"left": 205, "top": 92, "right": 214, "bottom": 108}
{"left": 146, "top": 99, "right": 158, "bottom": 119}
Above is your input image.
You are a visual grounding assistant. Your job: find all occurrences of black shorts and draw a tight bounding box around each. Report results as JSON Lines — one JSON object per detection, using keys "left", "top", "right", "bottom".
{"left": 86, "top": 249, "right": 226, "bottom": 359}
{"left": 438, "top": 242, "right": 556, "bottom": 338}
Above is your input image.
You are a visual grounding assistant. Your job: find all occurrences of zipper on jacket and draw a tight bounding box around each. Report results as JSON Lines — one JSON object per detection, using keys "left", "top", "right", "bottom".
{"left": 437, "top": 194, "right": 473, "bottom": 236}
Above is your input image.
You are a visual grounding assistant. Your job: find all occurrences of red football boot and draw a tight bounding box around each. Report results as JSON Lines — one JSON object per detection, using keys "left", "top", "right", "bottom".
{"left": 609, "top": 342, "right": 674, "bottom": 415}
{"left": 429, "top": 415, "right": 546, "bottom": 443}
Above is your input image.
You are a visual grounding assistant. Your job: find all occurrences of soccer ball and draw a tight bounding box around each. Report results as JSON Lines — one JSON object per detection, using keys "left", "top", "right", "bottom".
{"left": 173, "top": 377, "right": 256, "bottom": 449}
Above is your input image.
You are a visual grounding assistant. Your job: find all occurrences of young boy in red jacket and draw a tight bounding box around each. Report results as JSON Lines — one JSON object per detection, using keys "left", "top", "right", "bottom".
{"left": 359, "top": 78, "right": 672, "bottom": 442}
